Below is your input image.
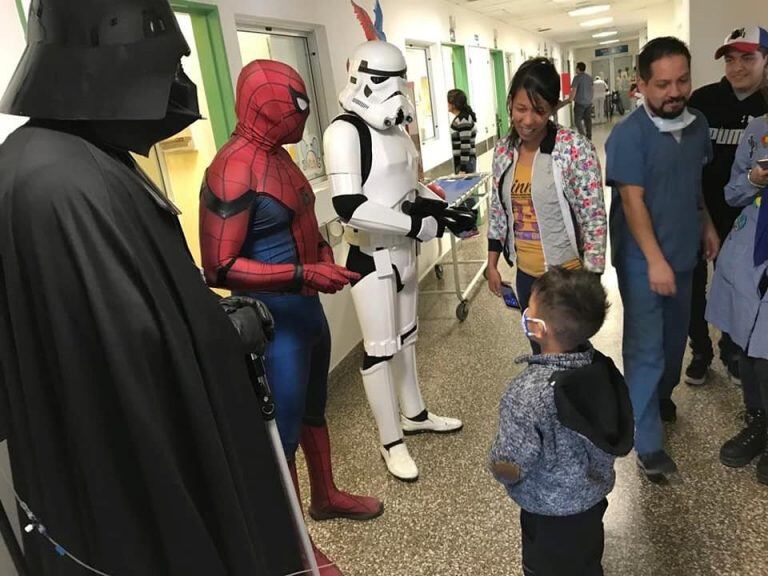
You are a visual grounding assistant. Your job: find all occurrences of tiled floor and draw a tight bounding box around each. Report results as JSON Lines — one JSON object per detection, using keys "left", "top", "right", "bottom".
{"left": 297, "top": 120, "right": 768, "bottom": 576}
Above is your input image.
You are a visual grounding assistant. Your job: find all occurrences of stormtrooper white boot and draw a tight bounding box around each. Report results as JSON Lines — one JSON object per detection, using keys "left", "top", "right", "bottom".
{"left": 400, "top": 412, "right": 464, "bottom": 435}
{"left": 394, "top": 341, "right": 463, "bottom": 436}
{"left": 361, "top": 360, "right": 418, "bottom": 481}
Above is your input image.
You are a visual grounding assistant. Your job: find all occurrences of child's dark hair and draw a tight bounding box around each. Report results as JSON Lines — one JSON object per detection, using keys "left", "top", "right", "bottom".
{"left": 447, "top": 88, "right": 476, "bottom": 121}
{"left": 638, "top": 36, "right": 690, "bottom": 82}
{"left": 506, "top": 57, "right": 560, "bottom": 138}
{"left": 576, "top": 62, "right": 586, "bottom": 73}
{"left": 531, "top": 267, "right": 609, "bottom": 350}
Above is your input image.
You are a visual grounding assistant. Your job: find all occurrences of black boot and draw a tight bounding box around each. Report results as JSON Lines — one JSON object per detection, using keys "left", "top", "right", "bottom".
{"left": 719, "top": 409, "right": 766, "bottom": 468}
{"left": 757, "top": 445, "right": 768, "bottom": 486}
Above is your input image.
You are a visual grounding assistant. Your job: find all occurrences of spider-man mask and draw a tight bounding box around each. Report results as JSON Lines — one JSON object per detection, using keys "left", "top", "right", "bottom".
{"left": 235, "top": 60, "right": 311, "bottom": 148}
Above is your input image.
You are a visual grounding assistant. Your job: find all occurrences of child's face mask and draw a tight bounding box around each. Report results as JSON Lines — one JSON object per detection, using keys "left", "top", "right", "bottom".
{"left": 521, "top": 307, "right": 547, "bottom": 341}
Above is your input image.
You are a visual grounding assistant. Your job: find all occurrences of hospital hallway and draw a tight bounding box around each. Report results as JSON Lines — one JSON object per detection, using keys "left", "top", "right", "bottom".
{"left": 299, "top": 118, "right": 768, "bottom": 576}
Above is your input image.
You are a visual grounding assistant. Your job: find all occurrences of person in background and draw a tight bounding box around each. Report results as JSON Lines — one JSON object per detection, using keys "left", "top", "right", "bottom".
{"left": 706, "top": 114, "right": 768, "bottom": 485}
{"left": 606, "top": 37, "right": 720, "bottom": 481}
{"left": 684, "top": 26, "right": 768, "bottom": 387}
{"left": 487, "top": 58, "right": 607, "bottom": 353}
{"left": 490, "top": 267, "right": 633, "bottom": 576}
{"left": 629, "top": 83, "right": 643, "bottom": 111}
{"left": 448, "top": 88, "right": 478, "bottom": 173}
{"left": 568, "top": 62, "right": 594, "bottom": 139}
{"left": 594, "top": 76, "right": 609, "bottom": 123}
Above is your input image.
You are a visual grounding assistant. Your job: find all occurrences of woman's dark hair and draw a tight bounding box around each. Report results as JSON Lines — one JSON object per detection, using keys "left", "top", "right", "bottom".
{"left": 637, "top": 36, "right": 691, "bottom": 82}
{"left": 506, "top": 57, "right": 560, "bottom": 138}
{"left": 447, "top": 88, "right": 476, "bottom": 121}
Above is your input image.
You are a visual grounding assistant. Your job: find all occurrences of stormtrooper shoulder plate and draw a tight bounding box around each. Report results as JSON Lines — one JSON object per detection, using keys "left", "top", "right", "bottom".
{"left": 325, "top": 116, "right": 417, "bottom": 207}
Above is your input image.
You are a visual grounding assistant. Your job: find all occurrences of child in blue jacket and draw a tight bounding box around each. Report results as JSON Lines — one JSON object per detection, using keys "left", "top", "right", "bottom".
{"left": 489, "top": 267, "right": 634, "bottom": 575}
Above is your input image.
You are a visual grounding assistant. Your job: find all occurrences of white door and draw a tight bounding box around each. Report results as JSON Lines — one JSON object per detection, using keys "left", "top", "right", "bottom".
{"left": 466, "top": 46, "right": 496, "bottom": 146}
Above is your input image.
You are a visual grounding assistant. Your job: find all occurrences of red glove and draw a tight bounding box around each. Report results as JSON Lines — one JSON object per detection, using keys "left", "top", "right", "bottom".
{"left": 302, "top": 263, "right": 360, "bottom": 294}
{"left": 318, "top": 240, "right": 335, "bottom": 264}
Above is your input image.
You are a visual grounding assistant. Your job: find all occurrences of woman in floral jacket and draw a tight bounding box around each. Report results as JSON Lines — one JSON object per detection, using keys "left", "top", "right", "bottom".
{"left": 487, "top": 58, "right": 607, "bottom": 349}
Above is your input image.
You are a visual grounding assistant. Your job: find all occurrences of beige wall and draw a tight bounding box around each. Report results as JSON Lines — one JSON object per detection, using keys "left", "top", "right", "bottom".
{"left": 688, "top": 0, "right": 764, "bottom": 89}
{"left": 646, "top": 0, "right": 689, "bottom": 45}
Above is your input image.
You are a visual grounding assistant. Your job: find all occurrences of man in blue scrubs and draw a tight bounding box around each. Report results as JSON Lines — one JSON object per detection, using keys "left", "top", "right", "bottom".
{"left": 606, "top": 37, "right": 721, "bottom": 480}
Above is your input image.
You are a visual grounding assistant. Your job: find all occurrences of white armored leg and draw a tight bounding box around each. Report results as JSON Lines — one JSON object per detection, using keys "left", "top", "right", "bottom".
{"left": 396, "top": 326, "right": 463, "bottom": 436}
{"left": 360, "top": 361, "right": 402, "bottom": 446}
{"left": 360, "top": 361, "right": 418, "bottom": 481}
{"left": 392, "top": 338, "right": 426, "bottom": 419}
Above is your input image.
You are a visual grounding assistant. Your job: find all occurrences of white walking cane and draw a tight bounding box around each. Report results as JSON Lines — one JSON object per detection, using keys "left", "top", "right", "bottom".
{"left": 247, "top": 354, "right": 321, "bottom": 576}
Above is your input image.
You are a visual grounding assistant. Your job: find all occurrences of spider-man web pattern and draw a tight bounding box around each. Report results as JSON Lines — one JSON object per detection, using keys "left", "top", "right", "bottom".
{"left": 200, "top": 59, "right": 332, "bottom": 294}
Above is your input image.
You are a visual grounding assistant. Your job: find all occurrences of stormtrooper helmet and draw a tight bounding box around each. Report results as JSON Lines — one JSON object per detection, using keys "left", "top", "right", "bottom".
{"left": 339, "top": 41, "right": 416, "bottom": 130}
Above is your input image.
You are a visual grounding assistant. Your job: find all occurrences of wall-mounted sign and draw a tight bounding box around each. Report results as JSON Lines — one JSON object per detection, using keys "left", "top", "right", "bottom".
{"left": 595, "top": 44, "right": 629, "bottom": 57}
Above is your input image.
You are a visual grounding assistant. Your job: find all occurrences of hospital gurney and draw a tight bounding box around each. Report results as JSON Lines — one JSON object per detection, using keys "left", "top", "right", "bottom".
{"left": 420, "top": 173, "right": 491, "bottom": 321}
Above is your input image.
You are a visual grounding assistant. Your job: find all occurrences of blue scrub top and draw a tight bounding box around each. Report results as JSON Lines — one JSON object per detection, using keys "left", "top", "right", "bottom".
{"left": 606, "top": 106, "right": 712, "bottom": 271}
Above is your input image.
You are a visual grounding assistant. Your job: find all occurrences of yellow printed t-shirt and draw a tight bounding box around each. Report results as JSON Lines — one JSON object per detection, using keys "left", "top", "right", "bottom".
{"left": 510, "top": 162, "right": 581, "bottom": 277}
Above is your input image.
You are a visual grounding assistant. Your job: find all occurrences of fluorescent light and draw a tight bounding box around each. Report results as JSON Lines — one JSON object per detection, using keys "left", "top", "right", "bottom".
{"left": 599, "top": 39, "right": 620, "bottom": 45}
{"left": 580, "top": 16, "right": 614, "bottom": 27}
{"left": 569, "top": 5, "right": 610, "bottom": 17}
{"left": 592, "top": 30, "right": 618, "bottom": 38}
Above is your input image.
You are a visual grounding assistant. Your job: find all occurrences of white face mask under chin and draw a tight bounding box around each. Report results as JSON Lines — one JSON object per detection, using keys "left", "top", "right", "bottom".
{"left": 644, "top": 104, "right": 697, "bottom": 133}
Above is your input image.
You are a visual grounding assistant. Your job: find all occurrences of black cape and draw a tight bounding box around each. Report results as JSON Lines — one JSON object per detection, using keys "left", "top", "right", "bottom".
{"left": 0, "top": 125, "right": 301, "bottom": 575}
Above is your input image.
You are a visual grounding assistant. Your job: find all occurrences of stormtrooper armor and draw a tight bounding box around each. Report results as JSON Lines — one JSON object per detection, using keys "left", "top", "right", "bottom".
{"left": 324, "top": 41, "right": 462, "bottom": 481}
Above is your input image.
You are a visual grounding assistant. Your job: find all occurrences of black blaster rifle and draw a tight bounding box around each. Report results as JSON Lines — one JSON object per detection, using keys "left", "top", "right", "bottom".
{"left": 401, "top": 196, "right": 476, "bottom": 237}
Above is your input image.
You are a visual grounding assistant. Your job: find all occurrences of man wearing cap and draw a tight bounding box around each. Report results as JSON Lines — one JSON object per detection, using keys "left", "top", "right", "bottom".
{"left": 684, "top": 26, "right": 768, "bottom": 388}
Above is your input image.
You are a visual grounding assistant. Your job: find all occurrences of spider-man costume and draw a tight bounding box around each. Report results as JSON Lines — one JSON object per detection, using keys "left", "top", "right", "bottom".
{"left": 200, "top": 60, "right": 382, "bottom": 575}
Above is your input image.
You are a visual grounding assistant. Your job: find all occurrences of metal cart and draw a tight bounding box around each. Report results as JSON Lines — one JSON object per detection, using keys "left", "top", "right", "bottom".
{"left": 420, "top": 173, "right": 491, "bottom": 321}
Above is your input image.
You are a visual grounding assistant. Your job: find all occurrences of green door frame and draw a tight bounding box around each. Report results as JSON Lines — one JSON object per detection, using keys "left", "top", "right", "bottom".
{"left": 448, "top": 44, "right": 470, "bottom": 97}
{"left": 490, "top": 50, "right": 509, "bottom": 137}
{"left": 14, "top": 0, "right": 235, "bottom": 150}
{"left": 171, "top": 1, "right": 236, "bottom": 149}
{"left": 14, "top": 0, "right": 26, "bottom": 32}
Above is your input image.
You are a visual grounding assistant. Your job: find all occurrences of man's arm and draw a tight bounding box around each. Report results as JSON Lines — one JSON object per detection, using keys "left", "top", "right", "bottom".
{"left": 562, "top": 83, "right": 577, "bottom": 106}
{"left": 698, "top": 115, "right": 719, "bottom": 261}
{"left": 699, "top": 191, "right": 720, "bottom": 261}
{"left": 618, "top": 184, "right": 677, "bottom": 296}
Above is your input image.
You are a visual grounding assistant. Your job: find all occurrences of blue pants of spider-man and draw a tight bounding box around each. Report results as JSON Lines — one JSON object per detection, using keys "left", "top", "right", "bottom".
{"left": 242, "top": 292, "right": 330, "bottom": 457}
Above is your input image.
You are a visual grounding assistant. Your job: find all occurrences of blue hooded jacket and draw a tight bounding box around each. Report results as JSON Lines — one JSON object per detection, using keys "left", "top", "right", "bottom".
{"left": 706, "top": 115, "right": 768, "bottom": 360}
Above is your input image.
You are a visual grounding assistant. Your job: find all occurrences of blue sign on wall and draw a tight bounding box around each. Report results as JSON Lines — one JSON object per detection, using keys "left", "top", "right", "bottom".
{"left": 595, "top": 44, "right": 629, "bottom": 57}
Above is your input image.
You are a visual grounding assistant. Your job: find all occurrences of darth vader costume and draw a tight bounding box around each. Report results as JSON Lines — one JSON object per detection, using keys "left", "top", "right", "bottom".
{"left": 0, "top": 1, "right": 301, "bottom": 574}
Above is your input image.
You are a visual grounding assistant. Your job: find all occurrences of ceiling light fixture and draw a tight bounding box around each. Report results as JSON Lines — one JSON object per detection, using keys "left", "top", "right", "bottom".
{"left": 580, "top": 17, "right": 614, "bottom": 27}
{"left": 568, "top": 5, "right": 610, "bottom": 17}
{"left": 599, "top": 39, "right": 620, "bottom": 45}
{"left": 592, "top": 30, "right": 618, "bottom": 38}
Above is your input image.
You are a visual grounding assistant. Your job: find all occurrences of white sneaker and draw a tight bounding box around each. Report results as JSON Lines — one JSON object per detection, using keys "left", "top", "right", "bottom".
{"left": 379, "top": 443, "right": 419, "bottom": 482}
{"left": 401, "top": 412, "right": 463, "bottom": 435}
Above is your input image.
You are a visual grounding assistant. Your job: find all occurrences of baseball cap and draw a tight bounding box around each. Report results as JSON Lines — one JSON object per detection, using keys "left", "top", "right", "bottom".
{"left": 715, "top": 26, "right": 768, "bottom": 59}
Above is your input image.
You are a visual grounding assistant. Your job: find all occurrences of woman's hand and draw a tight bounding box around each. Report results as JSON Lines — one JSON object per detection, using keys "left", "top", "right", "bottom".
{"left": 487, "top": 250, "right": 503, "bottom": 297}
{"left": 487, "top": 265, "right": 503, "bottom": 297}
